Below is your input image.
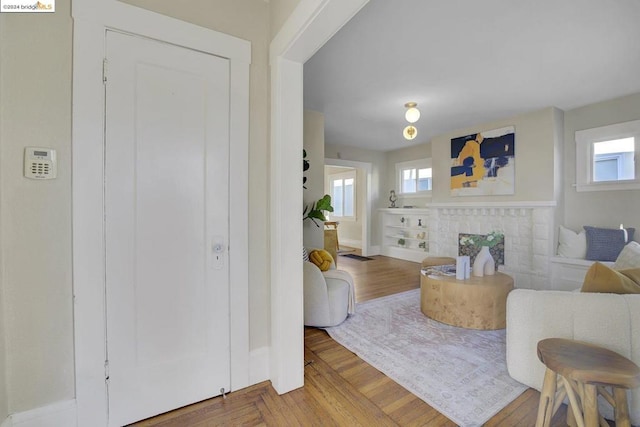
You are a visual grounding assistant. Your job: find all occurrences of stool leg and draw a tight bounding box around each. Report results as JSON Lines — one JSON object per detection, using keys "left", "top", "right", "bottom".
{"left": 567, "top": 405, "right": 577, "bottom": 427}
{"left": 583, "top": 384, "right": 598, "bottom": 427}
{"left": 613, "top": 387, "right": 631, "bottom": 427}
{"left": 563, "top": 377, "right": 585, "bottom": 427}
{"left": 536, "top": 368, "right": 558, "bottom": 427}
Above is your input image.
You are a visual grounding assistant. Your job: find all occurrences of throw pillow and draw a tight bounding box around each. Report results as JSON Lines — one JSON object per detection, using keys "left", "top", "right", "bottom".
{"left": 557, "top": 225, "right": 587, "bottom": 258}
{"left": 303, "top": 247, "right": 310, "bottom": 262}
{"left": 309, "top": 249, "right": 334, "bottom": 271}
{"left": 584, "top": 226, "right": 635, "bottom": 262}
{"left": 614, "top": 241, "right": 640, "bottom": 270}
{"left": 581, "top": 262, "right": 640, "bottom": 294}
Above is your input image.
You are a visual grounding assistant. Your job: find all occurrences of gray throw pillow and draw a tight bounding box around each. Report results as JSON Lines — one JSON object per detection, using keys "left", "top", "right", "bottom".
{"left": 584, "top": 226, "right": 635, "bottom": 262}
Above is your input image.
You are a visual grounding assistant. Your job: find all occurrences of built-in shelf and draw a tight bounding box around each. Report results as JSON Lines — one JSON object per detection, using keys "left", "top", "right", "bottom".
{"left": 380, "top": 208, "right": 429, "bottom": 262}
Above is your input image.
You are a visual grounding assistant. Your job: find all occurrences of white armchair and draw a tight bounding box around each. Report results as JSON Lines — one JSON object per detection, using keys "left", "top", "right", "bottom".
{"left": 303, "top": 259, "right": 355, "bottom": 327}
{"left": 506, "top": 289, "right": 640, "bottom": 424}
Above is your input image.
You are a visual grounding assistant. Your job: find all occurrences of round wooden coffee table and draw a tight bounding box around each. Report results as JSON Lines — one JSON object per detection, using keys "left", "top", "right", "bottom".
{"left": 420, "top": 271, "right": 514, "bottom": 330}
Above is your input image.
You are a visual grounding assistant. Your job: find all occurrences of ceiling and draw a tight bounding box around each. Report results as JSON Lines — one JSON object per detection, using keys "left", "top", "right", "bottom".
{"left": 303, "top": 0, "right": 640, "bottom": 152}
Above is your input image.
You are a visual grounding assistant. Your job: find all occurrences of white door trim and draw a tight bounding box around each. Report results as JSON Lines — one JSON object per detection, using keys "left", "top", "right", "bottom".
{"left": 72, "top": 2, "right": 250, "bottom": 425}
{"left": 325, "top": 158, "right": 373, "bottom": 256}
{"left": 269, "top": 0, "right": 369, "bottom": 393}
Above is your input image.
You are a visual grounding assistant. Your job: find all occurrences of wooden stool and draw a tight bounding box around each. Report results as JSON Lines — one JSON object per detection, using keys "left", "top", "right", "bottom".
{"left": 324, "top": 221, "right": 339, "bottom": 250}
{"left": 535, "top": 338, "right": 640, "bottom": 427}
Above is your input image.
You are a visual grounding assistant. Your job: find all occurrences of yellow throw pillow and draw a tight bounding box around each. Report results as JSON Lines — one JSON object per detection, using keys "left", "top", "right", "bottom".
{"left": 309, "top": 249, "right": 334, "bottom": 271}
{"left": 581, "top": 262, "right": 640, "bottom": 294}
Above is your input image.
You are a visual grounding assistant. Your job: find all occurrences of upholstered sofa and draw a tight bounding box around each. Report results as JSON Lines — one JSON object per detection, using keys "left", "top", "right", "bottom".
{"left": 506, "top": 289, "right": 640, "bottom": 424}
{"left": 303, "top": 253, "right": 355, "bottom": 327}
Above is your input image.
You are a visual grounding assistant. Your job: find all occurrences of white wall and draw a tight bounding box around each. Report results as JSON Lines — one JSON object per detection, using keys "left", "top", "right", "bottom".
{"left": 0, "top": 14, "right": 8, "bottom": 422}
{"left": 303, "top": 110, "right": 325, "bottom": 249}
{"left": 270, "top": 0, "right": 302, "bottom": 40}
{"left": 0, "top": 273, "right": 6, "bottom": 423}
{"left": 431, "top": 107, "right": 559, "bottom": 203}
{"left": 563, "top": 92, "right": 640, "bottom": 236}
{"left": 0, "top": 0, "right": 75, "bottom": 414}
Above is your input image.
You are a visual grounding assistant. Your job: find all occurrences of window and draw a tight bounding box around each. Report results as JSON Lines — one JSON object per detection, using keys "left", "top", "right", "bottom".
{"left": 396, "top": 158, "right": 432, "bottom": 196}
{"left": 328, "top": 170, "right": 356, "bottom": 220}
{"left": 576, "top": 120, "right": 640, "bottom": 192}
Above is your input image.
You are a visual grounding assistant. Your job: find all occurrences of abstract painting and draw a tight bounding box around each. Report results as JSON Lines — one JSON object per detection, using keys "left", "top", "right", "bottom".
{"left": 450, "top": 126, "right": 515, "bottom": 196}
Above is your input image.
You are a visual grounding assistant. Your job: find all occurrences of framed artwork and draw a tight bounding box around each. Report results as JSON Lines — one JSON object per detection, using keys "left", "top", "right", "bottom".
{"left": 450, "top": 126, "right": 515, "bottom": 196}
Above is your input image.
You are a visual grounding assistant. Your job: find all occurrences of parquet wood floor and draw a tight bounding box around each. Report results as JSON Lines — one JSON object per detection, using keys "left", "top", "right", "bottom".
{"left": 132, "top": 249, "right": 570, "bottom": 426}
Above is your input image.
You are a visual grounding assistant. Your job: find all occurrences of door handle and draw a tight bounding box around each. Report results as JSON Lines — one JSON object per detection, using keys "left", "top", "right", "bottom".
{"left": 212, "top": 237, "right": 225, "bottom": 270}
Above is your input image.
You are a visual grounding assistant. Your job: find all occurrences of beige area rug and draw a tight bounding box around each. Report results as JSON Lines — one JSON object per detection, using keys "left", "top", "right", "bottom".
{"left": 325, "top": 289, "right": 526, "bottom": 427}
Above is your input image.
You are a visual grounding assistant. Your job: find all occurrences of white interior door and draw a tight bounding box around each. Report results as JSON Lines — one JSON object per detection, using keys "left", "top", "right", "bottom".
{"left": 104, "top": 30, "right": 230, "bottom": 426}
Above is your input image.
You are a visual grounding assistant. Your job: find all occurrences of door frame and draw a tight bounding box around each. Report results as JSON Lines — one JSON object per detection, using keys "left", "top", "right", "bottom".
{"left": 72, "top": 2, "right": 250, "bottom": 425}
{"left": 269, "top": 0, "right": 370, "bottom": 393}
{"left": 324, "top": 159, "right": 373, "bottom": 256}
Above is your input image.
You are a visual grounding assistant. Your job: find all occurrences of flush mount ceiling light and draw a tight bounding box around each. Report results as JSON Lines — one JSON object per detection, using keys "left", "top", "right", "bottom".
{"left": 403, "top": 102, "right": 420, "bottom": 140}
{"left": 403, "top": 125, "right": 418, "bottom": 140}
{"left": 404, "top": 102, "right": 420, "bottom": 123}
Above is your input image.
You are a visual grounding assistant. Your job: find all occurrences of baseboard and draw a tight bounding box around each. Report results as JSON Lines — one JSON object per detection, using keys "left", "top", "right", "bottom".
{"left": 369, "top": 245, "right": 381, "bottom": 256}
{"left": 339, "top": 239, "right": 361, "bottom": 249}
{"left": 8, "top": 400, "right": 76, "bottom": 427}
{"left": 248, "top": 346, "right": 270, "bottom": 386}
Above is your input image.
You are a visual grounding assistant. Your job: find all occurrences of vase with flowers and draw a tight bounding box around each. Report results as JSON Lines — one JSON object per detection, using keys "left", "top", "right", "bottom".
{"left": 459, "top": 231, "right": 504, "bottom": 277}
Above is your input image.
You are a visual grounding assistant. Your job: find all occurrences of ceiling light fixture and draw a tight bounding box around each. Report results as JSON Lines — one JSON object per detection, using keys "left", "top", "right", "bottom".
{"left": 403, "top": 125, "right": 417, "bottom": 140}
{"left": 403, "top": 102, "right": 420, "bottom": 140}
{"left": 404, "top": 102, "right": 420, "bottom": 123}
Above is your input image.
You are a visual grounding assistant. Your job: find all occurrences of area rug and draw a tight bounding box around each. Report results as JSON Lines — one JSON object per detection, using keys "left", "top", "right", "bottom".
{"left": 325, "top": 289, "right": 526, "bottom": 427}
{"left": 340, "top": 253, "right": 374, "bottom": 261}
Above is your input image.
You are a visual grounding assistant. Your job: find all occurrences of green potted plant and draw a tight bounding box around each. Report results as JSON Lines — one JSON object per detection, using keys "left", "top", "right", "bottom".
{"left": 303, "top": 194, "right": 334, "bottom": 227}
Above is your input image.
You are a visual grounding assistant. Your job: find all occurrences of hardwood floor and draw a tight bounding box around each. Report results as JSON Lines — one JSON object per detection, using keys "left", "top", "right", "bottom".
{"left": 132, "top": 250, "right": 570, "bottom": 426}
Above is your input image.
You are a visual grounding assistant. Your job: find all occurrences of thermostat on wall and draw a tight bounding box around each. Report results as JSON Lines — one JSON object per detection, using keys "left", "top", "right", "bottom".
{"left": 24, "top": 147, "right": 57, "bottom": 180}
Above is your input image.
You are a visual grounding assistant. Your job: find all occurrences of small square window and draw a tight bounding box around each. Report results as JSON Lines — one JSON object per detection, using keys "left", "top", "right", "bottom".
{"left": 576, "top": 120, "right": 640, "bottom": 192}
{"left": 396, "top": 158, "right": 432, "bottom": 196}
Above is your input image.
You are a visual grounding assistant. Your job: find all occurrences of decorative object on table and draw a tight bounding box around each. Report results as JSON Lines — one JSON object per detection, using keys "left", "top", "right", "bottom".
{"left": 422, "top": 263, "right": 456, "bottom": 277}
{"left": 456, "top": 256, "right": 470, "bottom": 280}
{"left": 397, "top": 238, "right": 406, "bottom": 247}
{"left": 325, "top": 289, "right": 526, "bottom": 427}
{"left": 459, "top": 231, "right": 504, "bottom": 264}
{"left": 450, "top": 126, "right": 515, "bottom": 197}
{"left": 418, "top": 218, "right": 423, "bottom": 227}
{"left": 473, "top": 245, "right": 496, "bottom": 276}
{"left": 416, "top": 231, "right": 426, "bottom": 240}
{"left": 418, "top": 241, "right": 427, "bottom": 251}
{"left": 389, "top": 190, "right": 397, "bottom": 208}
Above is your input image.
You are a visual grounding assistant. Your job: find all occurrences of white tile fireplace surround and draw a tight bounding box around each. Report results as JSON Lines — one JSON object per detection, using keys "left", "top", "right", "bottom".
{"left": 424, "top": 202, "right": 556, "bottom": 290}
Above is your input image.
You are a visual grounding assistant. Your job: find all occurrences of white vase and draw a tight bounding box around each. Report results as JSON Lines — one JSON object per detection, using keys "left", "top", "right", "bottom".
{"left": 472, "top": 246, "right": 495, "bottom": 277}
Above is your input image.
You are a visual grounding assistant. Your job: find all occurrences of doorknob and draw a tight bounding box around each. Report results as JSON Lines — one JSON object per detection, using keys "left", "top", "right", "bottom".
{"left": 212, "top": 236, "right": 225, "bottom": 270}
